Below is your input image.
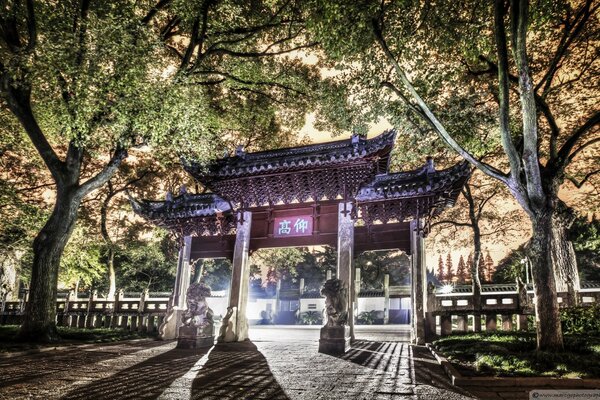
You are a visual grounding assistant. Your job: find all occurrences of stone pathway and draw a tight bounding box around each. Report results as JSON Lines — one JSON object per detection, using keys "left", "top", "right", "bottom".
{"left": 0, "top": 327, "right": 474, "bottom": 400}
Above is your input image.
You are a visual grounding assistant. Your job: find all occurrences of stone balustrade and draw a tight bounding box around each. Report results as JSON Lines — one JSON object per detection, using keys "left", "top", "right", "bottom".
{"left": 0, "top": 290, "right": 171, "bottom": 333}
{"left": 2, "top": 282, "right": 599, "bottom": 337}
{"left": 427, "top": 283, "right": 600, "bottom": 336}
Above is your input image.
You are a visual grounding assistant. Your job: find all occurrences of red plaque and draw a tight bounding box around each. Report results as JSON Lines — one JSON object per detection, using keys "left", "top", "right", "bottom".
{"left": 273, "top": 216, "right": 313, "bottom": 237}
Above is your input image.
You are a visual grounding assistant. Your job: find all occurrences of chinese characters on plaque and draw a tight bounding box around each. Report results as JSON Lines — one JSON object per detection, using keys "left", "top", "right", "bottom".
{"left": 273, "top": 216, "right": 313, "bottom": 237}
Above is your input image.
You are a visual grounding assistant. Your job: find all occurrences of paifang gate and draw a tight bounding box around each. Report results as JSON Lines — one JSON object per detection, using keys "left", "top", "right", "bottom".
{"left": 131, "top": 130, "right": 470, "bottom": 347}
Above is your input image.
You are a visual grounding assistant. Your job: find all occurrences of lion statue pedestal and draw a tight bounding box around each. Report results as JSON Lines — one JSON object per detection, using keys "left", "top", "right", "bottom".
{"left": 177, "top": 283, "right": 215, "bottom": 349}
{"left": 318, "top": 278, "right": 351, "bottom": 355}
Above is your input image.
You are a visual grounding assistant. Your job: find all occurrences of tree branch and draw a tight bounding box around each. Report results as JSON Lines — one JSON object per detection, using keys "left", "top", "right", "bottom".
{"left": 494, "top": 0, "right": 521, "bottom": 183}
{"left": 556, "top": 111, "right": 600, "bottom": 169}
{"left": 24, "top": 0, "right": 36, "bottom": 52}
{"left": 141, "top": 0, "right": 172, "bottom": 25}
{"left": 180, "top": 15, "right": 200, "bottom": 71}
{"left": 510, "top": 0, "right": 545, "bottom": 208}
{"left": 565, "top": 169, "right": 600, "bottom": 189}
{"left": 476, "top": 188, "right": 498, "bottom": 220}
{"left": 100, "top": 169, "right": 154, "bottom": 244}
{"left": 78, "top": 147, "right": 127, "bottom": 196}
{"left": 194, "top": 70, "right": 306, "bottom": 95}
{"left": 569, "top": 137, "right": 600, "bottom": 162}
{"left": 380, "top": 81, "right": 427, "bottom": 119}
{"left": 206, "top": 42, "right": 318, "bottom": 59}
{"left": 14, "top": 182, "right": 55, "bottom": 193}
{"left": 74, "top": 0, "right": 91, "bottom": 68}
{"left": 371, "top": 17, "right": 509, "bottom": 185}
{"left": 1, "top": 82, "right": 64, "bottom": 183}
{"left": 430, "top": 220, "right": 473, "bottom": 229}
{"left": 475, "top": 55, "right": 561, "bottom": 157}
{"left": 535, "top": 0, "right": 598, "bottom": 97}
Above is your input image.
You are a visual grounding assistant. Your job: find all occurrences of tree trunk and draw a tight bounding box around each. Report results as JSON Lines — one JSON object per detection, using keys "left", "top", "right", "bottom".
{"left": 18, "top": 188, "right": 81, "bottom": 342}
{"left": 529, "top": 212, "right": 564, "bottom": 351}
{"left": 107, "top": 247, "right": 116, "bottom": 300}
{"left": 101, "top": 185, "right": 117, "bottom": 301}
{"left": 471, "top": 244, "right": 483, "bottom": 333}
{"left": 550, "top": 201, "right": 579, "bottom": 303}
{"left": 465, "top": 184, "right": 483, "bottom": 332}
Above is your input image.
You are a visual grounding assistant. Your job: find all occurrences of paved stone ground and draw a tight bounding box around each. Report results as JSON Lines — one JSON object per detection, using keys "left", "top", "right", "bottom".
{"left": 0, "top": 326, "right": 476, "bottom": 400}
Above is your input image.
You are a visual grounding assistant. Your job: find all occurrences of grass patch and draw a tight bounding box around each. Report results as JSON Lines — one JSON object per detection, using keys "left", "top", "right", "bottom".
{"left": 432, "top": 332, "right": 600, "bottom": 378}
{"left": 0, "top": 325, "right": 157, "bottom": 353}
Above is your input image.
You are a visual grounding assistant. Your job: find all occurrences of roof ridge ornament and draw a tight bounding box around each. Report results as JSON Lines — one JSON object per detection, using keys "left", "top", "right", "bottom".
{"left": 235, "top": 145, "right": 246, "bottom": 158}
{"left": 351, "top": 131, "right": 367, "bottom": 146}
{"left": 426, "top": 157, "right": 435, "bottom": 174}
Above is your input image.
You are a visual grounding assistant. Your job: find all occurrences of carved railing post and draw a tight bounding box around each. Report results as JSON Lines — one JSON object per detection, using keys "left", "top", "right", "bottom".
{"left": 86, "top": 290, "right": 97, "bottom": 328}
{"left": 138, "top": 288, "right": 148, "bottom": 332}
{"left": 111, "top": 289, "right": 123, "bottom": 328}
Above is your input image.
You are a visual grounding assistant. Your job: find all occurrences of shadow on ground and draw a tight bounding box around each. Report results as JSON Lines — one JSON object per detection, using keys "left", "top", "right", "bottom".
{"left": 61, "top": 346, "right": 210, "bottom": 400}
{"left": 339, "top": 340, "right": 472, "bottom": 397}
{"left": 340, "top": 340, "right": 400, "bottom": 371}
{"left": 191, "top": 341, "right": 289, "bottom": 400}
{"left": 0, "top": 340, "right": 169, "bottom": 389}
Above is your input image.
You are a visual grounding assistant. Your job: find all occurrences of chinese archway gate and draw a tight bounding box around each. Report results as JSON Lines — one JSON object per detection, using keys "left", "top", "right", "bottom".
{"left": 131, "top": 130, "right": 470, "bottom": 349}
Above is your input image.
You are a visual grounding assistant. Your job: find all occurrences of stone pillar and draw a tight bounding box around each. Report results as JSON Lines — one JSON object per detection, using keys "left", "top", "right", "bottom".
{"left": 457, "top": 315, "right": 468, "bottom": 333}
{"left": 319, "top": 202, "right": 353, "bottom": 355}
{"left": 218, "top": 211, "right": 252, "bottom": 342}
{"left": 354, "top": 267, "right": 361, "bottom": 326}
{"left": 158, "top": 235, "right": 192, "bottom": 340}
{"left": 275, "top": 279, "right": 282, "bottom": 317}
{"left": 473, "top": 313, "right": 482, "bottom": 333}
{"left": 174, "top": 237, "right": 193, "bottom": 309}
{"left": 63, "top": 290, "right": 73, "bottom": 327}
{"left": 410, "top": 219, "right": 427, "bottom": 344}
{"left": 440, "top": 315, "right": 452, "bottom": 336}
{"left": 501, "top": 314, "right": 513, "bottom": 331}
{"left": 383, "top": 273, "right": 390, "bottom": 324}
{"left": 337, "top": 201, "right": 354, "bottom": 341}
{"left": 486, "top": 314, "right": 497, "bottom": 332}
{"left": 517, "top": 314, "right": 528, "bottom": 331}
{"left": 426, "top": 290, "right": 437, "bottom": 335}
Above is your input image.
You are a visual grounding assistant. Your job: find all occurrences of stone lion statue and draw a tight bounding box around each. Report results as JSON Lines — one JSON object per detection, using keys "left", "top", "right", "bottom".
{"left": 321, "top": 278, "right": 348, "bottom": 327}
{"left": 182, "top": 282, "right": 213, "bottom": 334}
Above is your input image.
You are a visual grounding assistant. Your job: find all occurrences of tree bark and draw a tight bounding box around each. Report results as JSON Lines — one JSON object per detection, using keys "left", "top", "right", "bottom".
{"left": 107, "top": 247, "right": 116, "bottom": 300}
{"left": 471, "top": 239, "right": 483, "bottom": 333}
{"left": 549, "top": 200, "right": 579, "bottom": 302}
{"left": 529, "top": 212, "right": 564, "bottom": 351}
{"left": 18, "top": 188, "right": 81, "bottom": 342}
{"left": 100, "top": 186, "right": 117, "bottom": 300}
{"left": 464, "top": 184, "right": 483, "bottom": 331}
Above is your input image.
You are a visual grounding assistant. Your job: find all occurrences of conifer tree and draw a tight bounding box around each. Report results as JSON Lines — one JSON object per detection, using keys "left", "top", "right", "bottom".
{"left": 456, "top": 255, "right": 467, "bottom": 283}
{"left": 437, "top": 255, "right": 445, "bottom": 282}
{"left": 479, "top": 254, "right": 487, "bottom": 283}
{"left": 485, "top": 252, "right": 495, "bottom": 282}
{"left": 445, "top": 253, "right": 454, "bottom": 282}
